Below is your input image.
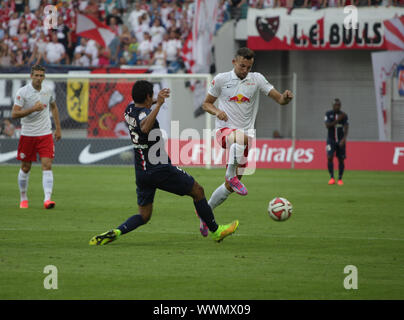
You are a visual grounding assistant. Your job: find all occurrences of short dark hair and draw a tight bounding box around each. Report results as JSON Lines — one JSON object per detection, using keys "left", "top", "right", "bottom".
{"left": 235, "top": 47, "right": 255, "bottom": 60}
{"left": 333, "top": 98, "right": 341, "bottom": 105}
{"left": 132, "top": 80, "right": 154, "bottom": 103}
{"left": 31, "top": 64, "right": 45, "bottom": 74}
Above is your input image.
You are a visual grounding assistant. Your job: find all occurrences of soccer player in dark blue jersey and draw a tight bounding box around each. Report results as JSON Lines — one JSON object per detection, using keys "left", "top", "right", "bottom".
{"left": 324, "top": 98, "right": 349, "bottom": 186}
{"left": 89, "top": 80, "right": 239, "bottom": 245}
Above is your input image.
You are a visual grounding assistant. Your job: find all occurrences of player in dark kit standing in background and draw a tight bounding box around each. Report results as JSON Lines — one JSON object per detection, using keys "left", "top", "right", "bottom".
{"left": 324, "top": 98, "right": 349, "bottom": 186}
{"left": 89, "top": 80, "right": 239, "bottom": 245}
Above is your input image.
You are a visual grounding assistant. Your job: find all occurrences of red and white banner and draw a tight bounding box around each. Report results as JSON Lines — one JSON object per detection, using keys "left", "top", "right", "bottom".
{"left": 371, "top": 51, "right": 404, "bottom": 140}
{"left": 76, "top": 13, "right": 116, "bottom": 47}
{"left": 166, "top": 139, "right": 404, "bottom": 171}
{"left": 383, "top": 15, "right": 404, "bottom": 51}
{"left": 247, "top": 7, "right": 404, "bottom": 51}
{"left": 181, "top": 0, "right": 218, "bottom": 115}
{"left": 189, "top": 0, "right": 218, "bottom": 73}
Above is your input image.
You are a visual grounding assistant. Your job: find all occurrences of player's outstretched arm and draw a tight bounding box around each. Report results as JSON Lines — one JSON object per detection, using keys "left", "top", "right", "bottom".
{"left": 140, "top": 88, "right": 170, "bottom": 134}
{"left": 11, "top": 101, "right": 45, "bottom": 119}
{"left": 268, "top": 88, "right": 293, "bottom": 105}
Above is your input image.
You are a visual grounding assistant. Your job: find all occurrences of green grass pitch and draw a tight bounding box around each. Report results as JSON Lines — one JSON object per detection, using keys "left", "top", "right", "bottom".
{"left": 0, "top": 165, "right": 404, "bottom": 300}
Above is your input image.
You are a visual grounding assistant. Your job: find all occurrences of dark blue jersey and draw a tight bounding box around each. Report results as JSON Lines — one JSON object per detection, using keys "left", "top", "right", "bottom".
{"left": 325, "top": 110, "right": 349, "bottom": 142}
{"left": 124, "top": 102, "right": 171, "bottom": 171}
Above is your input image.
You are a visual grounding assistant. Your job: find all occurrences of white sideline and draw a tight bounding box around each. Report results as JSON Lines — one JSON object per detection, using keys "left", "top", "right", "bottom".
{"left": 0, "top": 228, "right": 403, "bottom": 242}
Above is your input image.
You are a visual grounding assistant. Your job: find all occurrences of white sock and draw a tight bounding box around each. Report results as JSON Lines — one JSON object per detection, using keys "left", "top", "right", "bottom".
{"left": 225, "top": 143, "right": 245, "bottom": 179}
{"left": 18, "top": 169, "right": 29, "bottom": 201}
{"left": 42, "top": 170, "right": 53, "bottom": 202}
{"left": 208, "top": 183, "right": 232, "bottom": 210}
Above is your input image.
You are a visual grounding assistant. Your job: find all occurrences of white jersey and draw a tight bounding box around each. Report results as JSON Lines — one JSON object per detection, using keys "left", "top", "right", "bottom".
{"left": 14, "top": 83, "right": 55, "bottom": 136}
{"left": 208, "top": 69, "right": 273, "bottom": 134}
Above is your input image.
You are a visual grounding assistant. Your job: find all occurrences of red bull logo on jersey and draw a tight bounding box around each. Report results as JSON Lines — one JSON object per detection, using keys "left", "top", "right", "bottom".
{"left": 229, "top": 94, "right": 250, "bottom": 104}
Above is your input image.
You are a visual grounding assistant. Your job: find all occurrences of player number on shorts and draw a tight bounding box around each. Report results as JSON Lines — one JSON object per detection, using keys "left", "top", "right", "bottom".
{"left": 44, "top": 5, "right": 58, "bottom": 29}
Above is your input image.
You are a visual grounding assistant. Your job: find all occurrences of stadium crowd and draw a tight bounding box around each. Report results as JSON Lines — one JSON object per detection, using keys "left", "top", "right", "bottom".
{"left": 0, "top": 0, "right": 402, "bottom": 70}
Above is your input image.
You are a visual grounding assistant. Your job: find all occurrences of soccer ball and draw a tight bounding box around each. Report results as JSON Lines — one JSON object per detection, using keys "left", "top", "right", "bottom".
{"left": 268, "top": 197, "right": 292, "bottom": 221}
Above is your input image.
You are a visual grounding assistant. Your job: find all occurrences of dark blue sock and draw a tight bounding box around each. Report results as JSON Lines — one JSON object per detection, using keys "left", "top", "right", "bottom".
{"left": 328, "top": 160, "right": 334, "bottom": 178}
{"left": 117, "top": 214, "right": 145, "bottom": 235}
{"left": 194, "top": 198, "right": 218, "bottom": 232}
{"left": 338, "top": 160, "right": 345, "bottom": 180}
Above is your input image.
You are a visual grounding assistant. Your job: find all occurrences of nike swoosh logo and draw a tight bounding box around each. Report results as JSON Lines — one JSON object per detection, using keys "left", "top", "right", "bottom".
{"left": 78, "top": 144, "right": 134, "bottom": 164}
{"left": 0, "top": 150, "right": 17, "bottom": 163}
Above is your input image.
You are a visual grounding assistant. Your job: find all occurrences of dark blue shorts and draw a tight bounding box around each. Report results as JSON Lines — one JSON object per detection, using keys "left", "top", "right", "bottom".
{"left": 326, "top": 139, "right": 346, "bottom": 159}
{"left": 135, "top": 165, "right": 195, "bottom": 206}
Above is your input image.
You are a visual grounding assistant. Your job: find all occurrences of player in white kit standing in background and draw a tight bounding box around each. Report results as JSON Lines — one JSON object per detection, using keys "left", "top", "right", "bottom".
{"left": 11, "top": 64, "right": 62, "bottom": 209}
{"left": 196, "top": 47, "right": 294, "bottom": 236}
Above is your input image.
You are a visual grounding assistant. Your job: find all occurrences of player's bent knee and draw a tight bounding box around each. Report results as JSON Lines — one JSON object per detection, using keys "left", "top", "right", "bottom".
{"left": 21, "top": 163, "right": 31, "bottom": 173}
{"left": 140, "top": 212, "right": 151, "bottom": 223}
{"left": 189, "top": 181, "right": 205, "bottom": 201}
{"left": 139, "top": 204, "right": 153, "bottom": 223}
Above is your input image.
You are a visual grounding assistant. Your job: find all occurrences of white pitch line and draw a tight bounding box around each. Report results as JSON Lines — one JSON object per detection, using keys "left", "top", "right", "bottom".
{"left": 0, "top": 227, "right": 403, "bottom": 242}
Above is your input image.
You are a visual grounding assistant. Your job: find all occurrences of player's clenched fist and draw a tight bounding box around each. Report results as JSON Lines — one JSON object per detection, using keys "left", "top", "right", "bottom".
{"left": 33, "top": 101, "right": 46, "bottom": 112}
{"left": 282, "top": 90, "right": 293, "bottom": 104}
{"left": 156, "top": 88, "right": 170, "bottom": 106}
{"left": 216, "top": 110, "right": 228, "bottom": 121}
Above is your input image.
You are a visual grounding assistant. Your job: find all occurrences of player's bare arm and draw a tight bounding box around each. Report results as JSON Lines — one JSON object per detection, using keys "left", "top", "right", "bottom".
{"left": 268, "top": 88, "right": 294, "bottom": 105}
{"left": 140, "top": 88, "right": 170, "bottom": 134}
{"left": 11, "top": 101, "right": 45, "bottom": 119}
{"left": 50, "top": 101, "right": 62, "bottom": 141}
{"left": 202, "top": 94, "right": 228, "bottom": 121}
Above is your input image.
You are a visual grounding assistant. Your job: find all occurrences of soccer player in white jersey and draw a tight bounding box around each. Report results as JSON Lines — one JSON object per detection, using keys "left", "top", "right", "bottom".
{"left": 11, "top": 65, "right": 62, "bottom": 209}
{"left": 196, "top": 47, "right": 293, "bottom": 236}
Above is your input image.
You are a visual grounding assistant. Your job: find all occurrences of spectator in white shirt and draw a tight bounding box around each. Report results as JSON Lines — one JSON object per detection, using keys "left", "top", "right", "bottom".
{"left": 150, "top": 42, "right": 167, "bottom": 73}
{"left": 85, "top": 39, "right": 99, "bottom": 66}
{"left": 137, "top": 32, "right": 154, "bottom": 64}
{"left": 44, "top": 32, "right": 66, "bottom": 65}
{"left": 35, "top": 31, "right": 49, "bottom": 56}
{"left": 165, "top": 30, "right": 182, "bottom": 65}
{"left": 8, "top": 12, "right": 20, "bottom": 37}
{"left": 160, "top": 1, "right": 173, "bottom": 27}
{"left": 133, "top": 15, "right": 150, "bottom": 43}
{"left": 128, "top": 1, "right": 147, "bottom": 31}
{"left": 150, "top": 19, "right": 166, "bottom": 48}
{"left": 74, "top": 37, "right": 88, "bottom": 56}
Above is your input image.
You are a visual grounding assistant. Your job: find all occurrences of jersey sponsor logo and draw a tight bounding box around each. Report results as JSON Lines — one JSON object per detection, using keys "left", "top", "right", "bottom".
{"left": 78, "top": 144, "right": 134, "bottom": 164}
{"left": 0, "top": 150, "right": 17, "bottom": 162}
{"left": 229, "top": 94, "right": 250, "bottom": 103}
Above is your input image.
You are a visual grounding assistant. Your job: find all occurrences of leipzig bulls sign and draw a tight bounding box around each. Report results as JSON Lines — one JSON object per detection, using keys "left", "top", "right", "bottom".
{"left": 247, "top": 7, "right": 404, "bottom": 50}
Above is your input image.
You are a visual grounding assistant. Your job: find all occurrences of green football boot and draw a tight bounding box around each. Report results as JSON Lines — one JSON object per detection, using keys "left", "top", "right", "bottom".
{"left": 211, "top": 220, "right": 239, "bottom": 243}
{"left": 89, "top": 229, "right": 121, "bottom": 246}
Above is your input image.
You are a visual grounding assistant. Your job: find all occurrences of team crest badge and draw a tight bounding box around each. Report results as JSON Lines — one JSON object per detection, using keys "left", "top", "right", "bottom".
{"left": 256, "top": 16, "right": 279, "bottom": 42}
